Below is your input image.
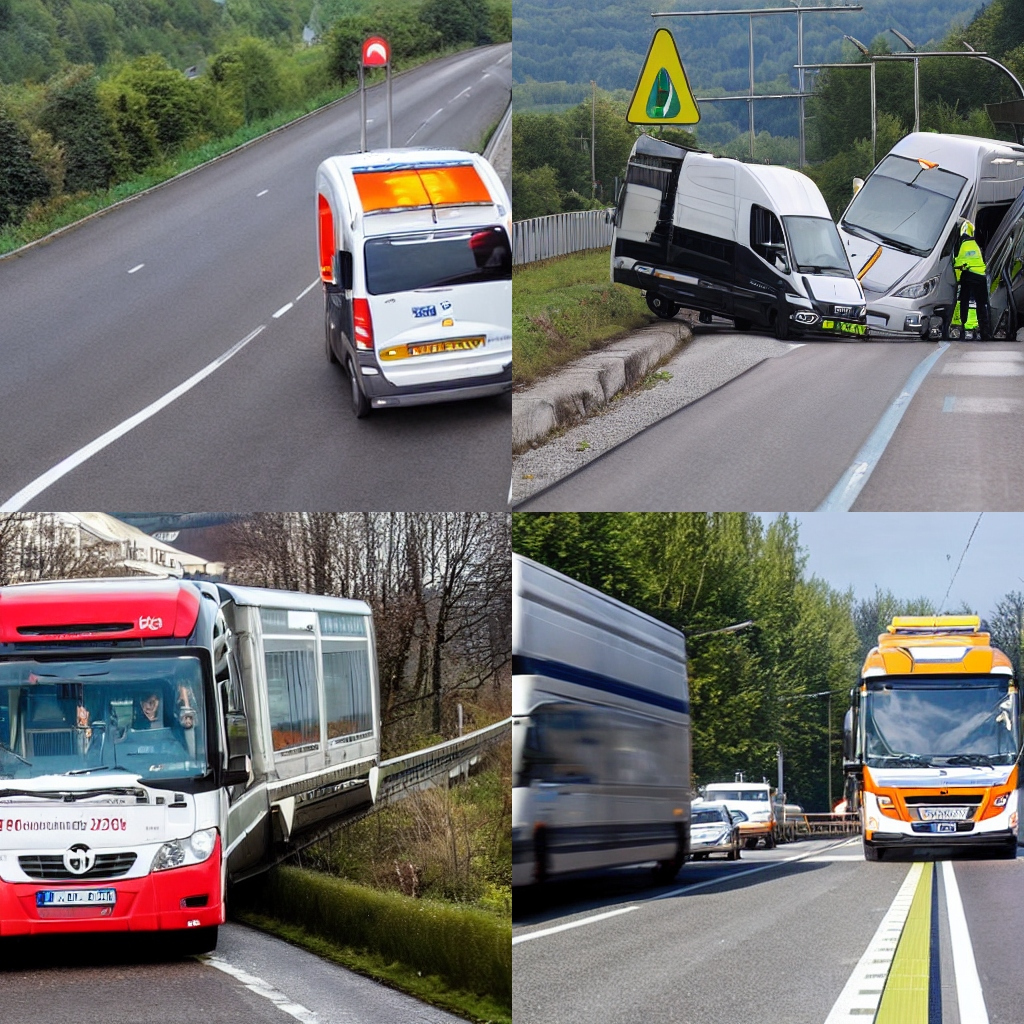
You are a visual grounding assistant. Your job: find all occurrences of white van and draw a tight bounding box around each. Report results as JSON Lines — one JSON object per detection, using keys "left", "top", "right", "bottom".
{"left": 611, "top": 135, "right": 866, "bottom": 339}
{"left": 837, "top": 132, "right": 1024, "bottom": 338}
{"left": 316, "top": 148, "right": 512, "bottom": 416}
{"left": 513, "top": 554, "right": 691, "bottom": 887}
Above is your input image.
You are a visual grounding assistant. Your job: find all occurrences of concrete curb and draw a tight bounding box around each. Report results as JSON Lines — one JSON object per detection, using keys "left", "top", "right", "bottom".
{"left": 512, "top": 320, "right": 691, "bottom": 450}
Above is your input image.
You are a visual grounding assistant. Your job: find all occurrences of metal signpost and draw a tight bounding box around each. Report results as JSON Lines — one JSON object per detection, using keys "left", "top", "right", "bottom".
{"left": 359, "top": 35, "right": 392, "bottom": 152}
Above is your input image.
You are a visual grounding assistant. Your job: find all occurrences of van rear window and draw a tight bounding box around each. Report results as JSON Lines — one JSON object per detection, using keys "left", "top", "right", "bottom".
{"left": 364, "top": 226, "right": 511, "bottom": 295}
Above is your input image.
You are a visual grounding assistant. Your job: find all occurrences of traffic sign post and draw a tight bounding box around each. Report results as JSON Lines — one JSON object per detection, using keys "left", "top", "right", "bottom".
{"left": 626, "top": 28, "right": 700, "bottom": 125}
{"left": 359, "top": 35, "right": 392, "bottom": 151}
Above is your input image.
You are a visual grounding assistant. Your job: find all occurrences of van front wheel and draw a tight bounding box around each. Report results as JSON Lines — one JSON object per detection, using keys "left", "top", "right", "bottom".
{"left": 646, "top": 292, "right": 680, "bottom": 320}
{"left": 347, "top": 357, "right": 371, "bottom": 418}
{"left": 771, "top": 306, "right": 790, "bottom": 340}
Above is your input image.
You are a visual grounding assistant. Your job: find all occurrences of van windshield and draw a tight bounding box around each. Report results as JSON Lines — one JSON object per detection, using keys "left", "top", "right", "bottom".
{"left": 364, "top": 226, "right": 511, "bottom": 295}
{"left": 841, "top": 155, "right": 967, "bottom": 257}
{"left": 783, "top": 216, "right": 853, "bottom": 276}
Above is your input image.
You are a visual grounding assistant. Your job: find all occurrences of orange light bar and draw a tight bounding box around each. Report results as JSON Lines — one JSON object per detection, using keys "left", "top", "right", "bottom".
{"left": 353, "top": 165, "right": 491, "bottom": 213}
{"left": 917, "top": 158, "right": 939, "bottom": 169}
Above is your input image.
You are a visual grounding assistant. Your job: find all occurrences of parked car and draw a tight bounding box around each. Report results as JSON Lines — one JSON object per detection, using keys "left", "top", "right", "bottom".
{"left": 690, "top": 802, "right": 741, "bottom": 860}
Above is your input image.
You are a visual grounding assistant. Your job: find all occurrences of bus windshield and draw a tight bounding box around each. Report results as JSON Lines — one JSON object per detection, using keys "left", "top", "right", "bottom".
{"left": 0, "top": 655, "right": 209, "bottom": 782}
{"left": 364, "top": 226, "right": 511, "bottom": 295}
{"left": 864, "top": 678, "right": 1019, "bottom": 768}
{"left": 706, "top": 789, "right": 769, "bottom": 803}
{"left": 841, "top": 155, "right": 966, "bottom": 257}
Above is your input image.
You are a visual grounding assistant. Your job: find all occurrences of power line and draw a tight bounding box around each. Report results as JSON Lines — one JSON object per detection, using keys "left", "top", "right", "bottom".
{"left": 938, "top": 513, "right": 983, "bottom": 613}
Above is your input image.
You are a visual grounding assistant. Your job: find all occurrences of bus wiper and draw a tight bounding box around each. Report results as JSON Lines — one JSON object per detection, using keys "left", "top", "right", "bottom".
{"left": 63, "top": 766, "right": 135, "bottom": 776}
{"left": 878, "top": 754, "right": 932, "bottom": 767}
{"left": 945, "top": 754, "right": 994, "bottom": 767}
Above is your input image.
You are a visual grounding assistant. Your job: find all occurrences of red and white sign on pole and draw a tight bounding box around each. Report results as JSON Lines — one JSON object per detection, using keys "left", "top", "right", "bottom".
{"left": 362, "top": 36, "right": 390, "bottom": 67}
{"left": 359, "top": 35, "right": 393, "bottom": 151}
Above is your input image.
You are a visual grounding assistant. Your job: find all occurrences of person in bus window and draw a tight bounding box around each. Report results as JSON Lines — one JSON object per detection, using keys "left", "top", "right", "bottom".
{"left": 133, "top": 690, "right": 167, "bottom": 730}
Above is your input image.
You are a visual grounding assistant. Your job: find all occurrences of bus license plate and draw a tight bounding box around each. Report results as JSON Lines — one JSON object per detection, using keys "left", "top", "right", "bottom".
{"left": 919, "top": 806, "right": 970, "bottom": 821}
{"left": 36, "top": 888, "right": 116, "bottom": 907}
{"left": 821, "top": 319, "right": 867, "bottom": 336}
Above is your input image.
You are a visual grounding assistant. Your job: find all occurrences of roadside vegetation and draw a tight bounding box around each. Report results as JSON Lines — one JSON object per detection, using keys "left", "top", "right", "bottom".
{"left": 513, "top": 249, "right": 651, "bottom": 385}
{"left": 512, "top": 513, "right": 1024, "bottom": 814}
{"left": 0, "top": 0, "right": 510, "bottom": 254}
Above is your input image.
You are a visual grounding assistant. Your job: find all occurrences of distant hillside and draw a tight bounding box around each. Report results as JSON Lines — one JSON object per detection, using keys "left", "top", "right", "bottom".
{"left": 513, "top": 0, "right": 980, "bottom": 136}
{"left": 0, "top": 0, "right": 339, "bottom": 83}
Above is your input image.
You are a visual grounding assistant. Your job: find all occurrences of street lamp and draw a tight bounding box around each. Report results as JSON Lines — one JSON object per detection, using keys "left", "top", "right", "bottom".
{"left": 889, "top": 28, "right": 920, "bottom": 131}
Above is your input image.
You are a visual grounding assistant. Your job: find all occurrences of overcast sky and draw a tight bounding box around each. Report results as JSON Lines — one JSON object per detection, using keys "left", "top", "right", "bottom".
{"left": 780, "top": 514, "right": 1024, "bottom": 618}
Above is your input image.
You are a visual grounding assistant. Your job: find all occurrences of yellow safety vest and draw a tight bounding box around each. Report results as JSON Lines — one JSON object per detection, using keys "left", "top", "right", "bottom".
{"left": 954, "top": 238, "right": 986, "bottom": 276}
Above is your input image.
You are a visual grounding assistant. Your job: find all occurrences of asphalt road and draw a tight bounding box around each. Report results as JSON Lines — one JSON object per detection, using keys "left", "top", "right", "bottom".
{"left": 512, "top": 836, "right": 1024, "bottom": 1024}
{"left": 0, "top": 920, "right": 466, "bottom": 1024}
{"left": 514, "top": 332, "right": 1024, "bottom": 511}
{"left": 0, "top": 45, "right": 511, "bottom": 512}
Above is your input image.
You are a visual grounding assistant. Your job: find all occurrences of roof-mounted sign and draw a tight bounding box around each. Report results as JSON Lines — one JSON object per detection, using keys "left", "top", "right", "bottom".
{"left": 626, "top": 28, "right": 700, "bottom": 125}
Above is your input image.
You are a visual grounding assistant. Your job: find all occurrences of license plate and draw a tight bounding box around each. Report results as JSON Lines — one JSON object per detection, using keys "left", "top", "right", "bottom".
{"left": 821, "top": 319, "right": 867, "bottom": 336}
{"left": 919, "top": 806, "right": 970, "bottom": 822}
{"left": 935, "top": 823, "right": 956, "bottom": 833}
{"left": 409, "top": 337, "right": 485, "bottom": 357}
{"left": 36, "top": 888, "right": 116, "bottom": 907}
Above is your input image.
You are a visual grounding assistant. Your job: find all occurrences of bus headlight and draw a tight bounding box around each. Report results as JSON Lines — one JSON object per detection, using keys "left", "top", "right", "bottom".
{"left": 153, "top": 828, "right": 218, "bottom": 872}
{"left": 994, "top": 793, "right": 1010, "bottom": 807}
{"left": 893, "top": 276, "right": 939, "bottom": 299}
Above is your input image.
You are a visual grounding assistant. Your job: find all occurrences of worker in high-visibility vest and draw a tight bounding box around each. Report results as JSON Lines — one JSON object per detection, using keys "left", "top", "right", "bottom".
{"left": 952, "top": 219, "right": 991, "bottom": 340}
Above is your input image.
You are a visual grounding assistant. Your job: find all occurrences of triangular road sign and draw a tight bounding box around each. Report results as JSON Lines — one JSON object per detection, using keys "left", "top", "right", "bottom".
{"left": 626, "top": 28, "right": 700, "bottom": 125}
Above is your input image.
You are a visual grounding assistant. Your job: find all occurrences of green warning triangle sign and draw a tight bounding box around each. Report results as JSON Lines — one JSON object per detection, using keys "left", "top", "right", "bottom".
{"left": 627, "top": 28, "right": 700, "bottom": 125}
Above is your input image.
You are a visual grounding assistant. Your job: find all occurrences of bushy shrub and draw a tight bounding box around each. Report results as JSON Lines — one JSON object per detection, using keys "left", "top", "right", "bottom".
{"left": 0, "top": 107, "right": 50, "bottom": 227}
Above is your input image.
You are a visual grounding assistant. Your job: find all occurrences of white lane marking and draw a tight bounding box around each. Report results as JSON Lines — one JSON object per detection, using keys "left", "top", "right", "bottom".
{"left": 0, "top": 325, "right": 266, "bottom": 511}
{"left": 959, "top": 351, "right": 1024, "bottom": 361}
{"left": 128, "top": 264, "right": 144, "bottom": 274}
{"left": 454, "top": 87, "right": 471, "bottom": 100}
{"left": 943, "top": 396, "right": 1023, "bottom": 414}
{"left": 941, "top": 362, "right": 1024, "bottom": 376}
{"left": 822, "top": 861, "right": 924, "bottom": 1024}
{"left": 296, "top": 280, "right": 319, "bottom": 302}
{"left": 203, "top": 956, "right": 318, "bottom": 1023}
{"left": 942, "top": 861, "right": 990, "bottom": 1024}
{"left": 256, "top": 189, "right": 268, "bottom": 197}
{"left": 512, "top": 905, "right": 637, "bottom": 945}
{"left": 817, "top": 342, "right": 948, "bottom": 511}
{"left": 273, "top": 302, "right": 293, "bottom": 319}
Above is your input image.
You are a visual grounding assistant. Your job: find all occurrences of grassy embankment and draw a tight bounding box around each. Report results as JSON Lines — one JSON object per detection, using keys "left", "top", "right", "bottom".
{"left": 233, "top": 739, "right": 512, "bottom": 1024}
{"left": 513, "top": 248, "right": 652, "bottom": 386}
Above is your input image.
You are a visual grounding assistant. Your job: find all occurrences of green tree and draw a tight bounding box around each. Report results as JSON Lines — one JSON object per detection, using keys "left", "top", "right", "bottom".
{"left": 209, "top": 37, "right": 285, "bottom": 123}
{"left": 511, "top": 164, "right": 560, "bottom": 219}
{"left": 421, "top": 0, "right": 490, "bottom": 45}
{"left": 111, "top": 55, "right": 205, "bottom": 153}
{"left": 0, "top": 106, "right": 50, "bottom": 227}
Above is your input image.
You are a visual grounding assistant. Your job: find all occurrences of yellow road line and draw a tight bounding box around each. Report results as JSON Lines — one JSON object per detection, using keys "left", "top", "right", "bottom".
{"left": 875, "top": 862, "right": 933, "bottom": 1024}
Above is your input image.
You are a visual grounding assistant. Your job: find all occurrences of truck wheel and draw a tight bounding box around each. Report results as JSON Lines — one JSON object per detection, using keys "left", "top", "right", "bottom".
{"left": 863, "top": 839, "right": 882, "bottom": 861}
{"left": 764, "top": 832, "right": 776, "bottom": 850}
{"left": 744, "top": 837, "right": 758, "bottom": 850}
{"left": 728, "top": 838, "right": 740, "bottom": 861}
{"left": 347, "top": 357, "right": 371, "bottom": 418}
{"left": 646, "top": 292, "right": 680, "bottom": 320}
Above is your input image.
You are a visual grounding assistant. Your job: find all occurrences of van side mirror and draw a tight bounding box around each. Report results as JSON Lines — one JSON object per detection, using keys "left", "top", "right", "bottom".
{"left": 852, "top": 177, "right": 864, "bottom": 196}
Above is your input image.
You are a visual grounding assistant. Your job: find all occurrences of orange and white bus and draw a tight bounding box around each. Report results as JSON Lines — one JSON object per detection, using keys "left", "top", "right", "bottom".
{"left": 843, "top": 616, "right": 1019, "bottom": 861}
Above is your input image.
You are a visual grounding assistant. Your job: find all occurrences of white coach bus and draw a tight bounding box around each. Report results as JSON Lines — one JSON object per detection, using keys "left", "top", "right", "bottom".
{"left": 512, "top": 553, "right": 690, "bottom": 887}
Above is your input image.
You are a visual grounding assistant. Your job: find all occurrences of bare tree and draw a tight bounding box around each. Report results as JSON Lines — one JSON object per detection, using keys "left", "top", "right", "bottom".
{"left": 0, "top": 513, "right": 122, "bottom": 584}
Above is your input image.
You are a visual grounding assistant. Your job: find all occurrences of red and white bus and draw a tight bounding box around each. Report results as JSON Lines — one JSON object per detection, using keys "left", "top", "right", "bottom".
{"left": 0, "top": 577, "right": 380, "bottom": 950}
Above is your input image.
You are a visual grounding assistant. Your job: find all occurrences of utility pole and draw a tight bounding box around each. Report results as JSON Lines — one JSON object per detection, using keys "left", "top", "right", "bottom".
{"left": 591, "top": 80, "right": 597, "bottom": 199}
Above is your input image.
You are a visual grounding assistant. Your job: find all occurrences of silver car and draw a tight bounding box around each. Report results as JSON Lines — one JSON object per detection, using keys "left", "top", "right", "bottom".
{"left": 690, "top": 802, "right": 742, "bottom": 861}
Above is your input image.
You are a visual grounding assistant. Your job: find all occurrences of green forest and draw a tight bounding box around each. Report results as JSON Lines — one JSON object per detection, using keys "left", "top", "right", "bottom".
{"left": 511, "top": 0, "right": 1024, "bottom": 219}
{"left": 512, "top": 513, "right": 1024, "bottom": 813}
{"left": 0, "top": 0, "right": 510, "bottom": 238}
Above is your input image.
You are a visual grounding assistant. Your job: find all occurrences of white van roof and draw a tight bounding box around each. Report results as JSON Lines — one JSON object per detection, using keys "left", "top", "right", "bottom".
{"left": 317, "top": 148, "right": 509, "bottom": 238}
{"left": 888, "top": 132, "right": 1024, "bottom": 204}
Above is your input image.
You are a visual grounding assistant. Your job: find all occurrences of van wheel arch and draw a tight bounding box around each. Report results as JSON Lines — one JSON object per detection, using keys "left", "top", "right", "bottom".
{"left": 347, "top": 356, "right": 371, "bottom": 418}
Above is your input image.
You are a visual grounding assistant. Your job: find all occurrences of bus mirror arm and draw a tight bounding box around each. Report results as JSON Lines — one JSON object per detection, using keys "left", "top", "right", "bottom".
{"left": 223, "top": 754, "right": 251, "bottom": 787}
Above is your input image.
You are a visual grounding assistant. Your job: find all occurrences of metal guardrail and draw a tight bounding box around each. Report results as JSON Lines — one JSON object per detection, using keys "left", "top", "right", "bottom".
{"left": 787, "top": 813, "right": 860, "bottom": 837}
{"left": 376, "top": 716, "right": 511, "bottom": 804}
{"left": 513, "top": 209, "right": 614, "bottom": 265}
{"left": 484, "top": 102, "right": 511, "bottom": 163}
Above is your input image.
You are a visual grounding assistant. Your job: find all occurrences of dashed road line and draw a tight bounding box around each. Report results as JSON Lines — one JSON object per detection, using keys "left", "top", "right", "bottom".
{"left": 128, "top": 264, "right": 144, "bottom": 274}
{"left": 0, "top": 325, "right": 266, "bottom": 511}
{"left": 296, "top": 280, "right": 319, "bottom": 302}
{"left": 512, "top": 906, "right": 638, "bottom": 946}
{"left": 273, "top": 302, "right": 293, "bottom": 319}
{"left": 203, "top": 955, "right": 318, "bottom": 1023}
{"left": 257, "top": 189, "right": 269, "bottom": 197}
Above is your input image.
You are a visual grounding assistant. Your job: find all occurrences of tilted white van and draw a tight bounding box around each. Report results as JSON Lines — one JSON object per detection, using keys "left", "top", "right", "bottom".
{"left": 316, "top": 149, "right": 512, "bottom": 416}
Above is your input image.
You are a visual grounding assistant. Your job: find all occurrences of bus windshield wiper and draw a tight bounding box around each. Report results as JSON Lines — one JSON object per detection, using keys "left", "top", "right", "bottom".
{"left": 944, "top": 754, "right": 994, "bottom": 767}
{"left": 63, "top": 766, "right": 136, "bottom": 775}
{"left": 877, "top": 754, "right": 932, "bottom": 767}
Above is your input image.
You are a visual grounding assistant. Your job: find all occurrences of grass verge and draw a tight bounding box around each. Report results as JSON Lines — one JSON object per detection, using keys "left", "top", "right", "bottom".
{"left": 513, "top": 248, "right": 652, "bottom": 386}
{"left": 233, "top": 866, "right": 511, "bottom": 1024}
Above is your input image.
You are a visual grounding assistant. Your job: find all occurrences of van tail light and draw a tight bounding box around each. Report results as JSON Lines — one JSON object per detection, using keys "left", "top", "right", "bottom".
{"left": 353, "top": 299, "right": 374, "bottom": 350}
